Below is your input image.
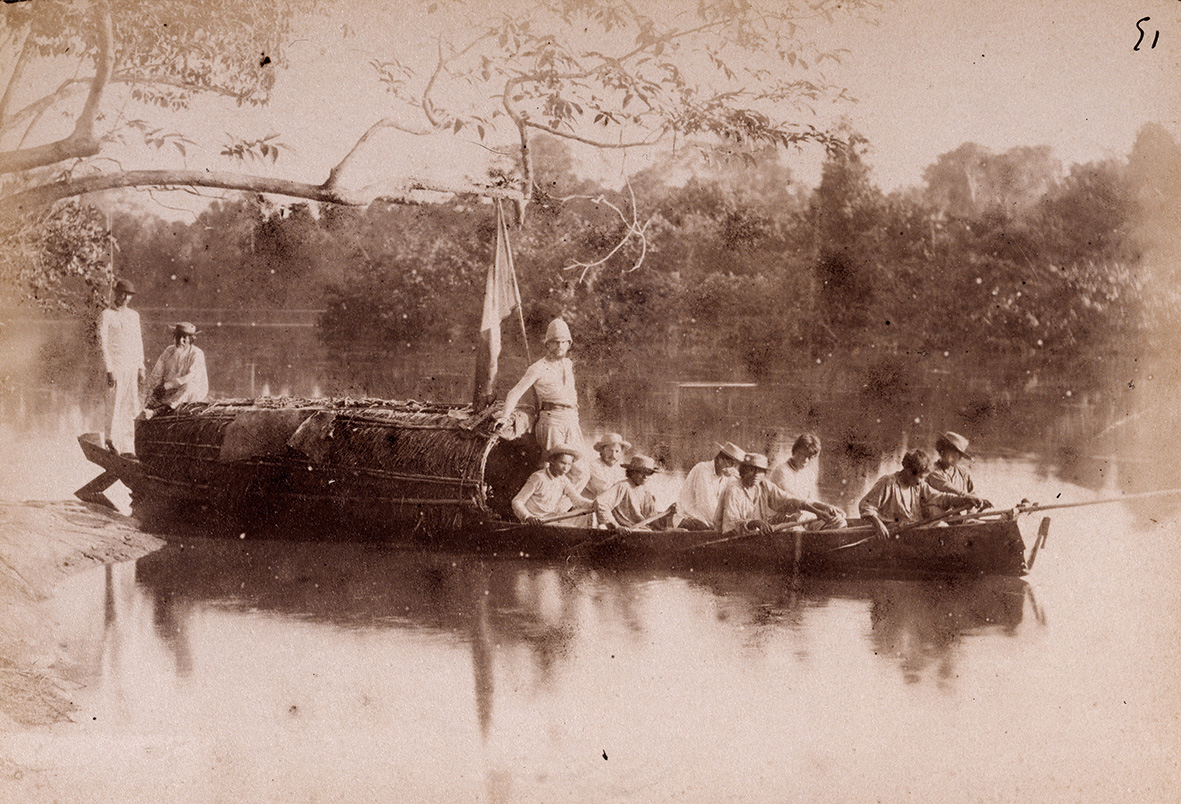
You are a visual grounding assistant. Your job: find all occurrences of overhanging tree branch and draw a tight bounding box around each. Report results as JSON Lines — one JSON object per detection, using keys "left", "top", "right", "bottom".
{"left": 0, "top": 168, "right": 524, "bottom": 216}
{"left": 0, "top": 1, "right": 113, "bottom": 176}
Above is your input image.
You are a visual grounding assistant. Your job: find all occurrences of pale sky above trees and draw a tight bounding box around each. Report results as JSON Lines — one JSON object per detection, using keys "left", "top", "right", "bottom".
{"left": 0, "top": 0, "right": 1175, "bottom": 223}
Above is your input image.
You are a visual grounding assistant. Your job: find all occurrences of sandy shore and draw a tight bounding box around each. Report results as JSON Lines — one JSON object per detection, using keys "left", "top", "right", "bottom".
{"left": 0, "top": 500, "right": 163, "bottom": 729}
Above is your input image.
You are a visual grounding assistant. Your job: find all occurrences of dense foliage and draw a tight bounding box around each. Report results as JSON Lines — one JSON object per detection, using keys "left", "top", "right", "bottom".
{"left": 6, "top": 125, "right": 1175, "bottom": 394}
{"left": 59, "top": 125, "right": 1172, "bottom": 384}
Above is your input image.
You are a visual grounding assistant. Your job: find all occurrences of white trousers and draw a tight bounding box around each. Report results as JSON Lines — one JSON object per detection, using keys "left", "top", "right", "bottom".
{"left": 105, "top": 367, "right": 140, "bottom": 453}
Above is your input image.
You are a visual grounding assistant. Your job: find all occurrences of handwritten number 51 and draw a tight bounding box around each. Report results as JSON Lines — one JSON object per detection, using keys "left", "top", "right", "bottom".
{"left": 1135, "top": 17, "right": 1160, "bottom": 50}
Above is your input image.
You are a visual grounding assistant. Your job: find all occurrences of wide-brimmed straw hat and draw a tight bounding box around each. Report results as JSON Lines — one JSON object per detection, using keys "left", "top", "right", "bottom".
{"left": 936, "top": 431, "right": 972, "bottom": 458}
{"left": 740, "top": 453, "right": 769, "bottom": 471}
{"left": 172, "top": 322, "right": 201, "bottom": 337}
{"left": 622, "top": 454, "right": 659, "bottom": 474}
{"left": 547, "top": 444, "right": 580, "bottom": 460}
{"left": 715, "top": 442, "right": 745, "bottom": 462}
{"left": 113, "top": 278, "right": 136, "bottom": 295}
{"left": 593, "top": 432, "right": 632, "bottom": 452}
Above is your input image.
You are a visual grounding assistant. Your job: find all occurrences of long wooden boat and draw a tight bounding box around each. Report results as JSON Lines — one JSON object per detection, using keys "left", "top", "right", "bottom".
{"left": 77, "top": 397, "right": 1042, "bottom": 577}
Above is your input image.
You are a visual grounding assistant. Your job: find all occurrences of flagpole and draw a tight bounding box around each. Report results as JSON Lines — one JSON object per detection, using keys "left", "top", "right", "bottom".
{"left": 501, "top": 200, "right": 531, "bottom": 363}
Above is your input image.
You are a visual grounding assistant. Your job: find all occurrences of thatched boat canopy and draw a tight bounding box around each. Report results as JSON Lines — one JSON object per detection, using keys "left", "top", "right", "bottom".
{"left": 134, "top": 397, "right": 539, "bottom": 529}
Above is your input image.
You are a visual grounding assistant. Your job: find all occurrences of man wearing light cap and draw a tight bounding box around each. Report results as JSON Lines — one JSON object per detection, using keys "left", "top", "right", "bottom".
{"left": 97, "top": 278, "right": 145, "bottom": 453}
{"left": 585, "top": 432, "right": 631, "bottom": 498}
{"left": 594, "top": 454, "right": 669, "bottom": 530}
{"left": 500, "top": 317, "right": 589, "bottom": 489}
{"left": 925, "top": 431, "right": 980, "bottom": 517}
{"left": 512, "top": 444, "right": 593, "bottom": 524}
{"left": 717, "top": 452, "right": 843, "bottom": 535}
{"left": 675, "top": 442, "right": 745, "bottom": 530}
{"left": 143, "top": 322, "right": 209, "bottom": 418}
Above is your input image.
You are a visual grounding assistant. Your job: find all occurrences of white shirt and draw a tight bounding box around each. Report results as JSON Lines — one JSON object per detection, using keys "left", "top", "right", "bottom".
{"left": 512, "top": 467, "right": 590, "bottom": 521}
{"left": 98, "top": 306, "right": 145, "bottom": 375}
{"left": 585, "top": 459, "right": 626, "bottom": 499}
{"left": 769, "top": 459, "right": 819, "bottom": 500}
{"left": 504, "top": 356, "right": 578, "bottom": 412}
{"left": 717, "top": 477, "right": 806, "bottom": 534}
{"left": 147, "top": 343, "right": 209, "bottom": 408}
{"left": 676, "top": 460, "right": 735, "bottom": 525}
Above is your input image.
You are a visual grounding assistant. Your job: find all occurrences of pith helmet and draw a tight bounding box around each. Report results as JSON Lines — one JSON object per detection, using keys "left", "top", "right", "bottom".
{"left": 545, "top": 318, "right": 572, "bottom": 343}
{"left": 622, "top": 454, "right": 659, "bottom": 473}
{"left": 594, "top": 432, "right": 632, "bottom": 452}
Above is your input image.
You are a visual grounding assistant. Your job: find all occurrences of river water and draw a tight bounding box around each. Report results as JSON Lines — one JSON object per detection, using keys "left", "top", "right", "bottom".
{"left": 1, "top": 324, "right": 1180, "bottom": 802}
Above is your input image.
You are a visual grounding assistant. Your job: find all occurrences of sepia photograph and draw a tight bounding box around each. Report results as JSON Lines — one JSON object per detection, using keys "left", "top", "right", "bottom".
{"left": 0, "top": 0, "right": 1178, "bottom": 801}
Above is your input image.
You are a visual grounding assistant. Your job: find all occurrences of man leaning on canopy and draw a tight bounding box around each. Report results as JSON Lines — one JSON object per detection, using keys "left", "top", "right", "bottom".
{"left": 499, "top": 317, "right": 589, "bottom": 490}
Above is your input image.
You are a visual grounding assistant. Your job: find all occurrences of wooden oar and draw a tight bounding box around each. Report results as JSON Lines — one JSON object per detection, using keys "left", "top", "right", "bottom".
{"left": 488, "top": 508, "right": 590, "bottom": 532}
{"left": 891, "top": 502, "right": 975, "bottom": 536}
{"left": 672, "top": 518, "right": 805, "bottom": 553}
{"left": 568, "top": 505, "right": 675, "bottom": 553}
{"left": 627, "top": 505, "right": 676, "bottom": 531}
{"left": 831, "top": 504, "right": 975, "bottom": 552}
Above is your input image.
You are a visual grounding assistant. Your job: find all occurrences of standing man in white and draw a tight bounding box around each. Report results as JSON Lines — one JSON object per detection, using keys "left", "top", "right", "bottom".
{"left": 97, "top": 278, "right": 145, "bottom": 454}
{"left": 500, "top": 317, "right": 589, "bottom": 490}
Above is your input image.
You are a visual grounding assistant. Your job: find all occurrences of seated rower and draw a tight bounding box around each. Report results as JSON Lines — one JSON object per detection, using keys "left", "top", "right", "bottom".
{"left": 769, "top": 433, "right": 823, "bottom": 525}
{"left": 925, "top": 431, "right": 979, "bottom": 517}
{"left": 511, "top": 444, "right": 593, "bottom": 524}
{"left": 595, "top": 454, "right": 671, "bottom": 531}
{"left": 585, "top": 432, "right": 631, "bottom": 499}
{"left": 675, "top": 442, "right": 744, "bottom": 530}
{"left": 859, "top": 449, "right": 990, "bottom": 540}
{"left": 716, "top": 453, "right": 844, "bottom": 535}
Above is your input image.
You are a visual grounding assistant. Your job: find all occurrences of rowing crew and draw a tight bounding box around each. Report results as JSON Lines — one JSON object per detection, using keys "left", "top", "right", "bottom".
{"left": 512, "top": 431, "right": 991, "bottom": 540}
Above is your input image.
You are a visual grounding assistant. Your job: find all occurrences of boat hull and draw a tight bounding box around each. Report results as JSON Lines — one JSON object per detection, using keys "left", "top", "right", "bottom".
{"left": 77, "top": 394, "right": 1033, "bottom": 579}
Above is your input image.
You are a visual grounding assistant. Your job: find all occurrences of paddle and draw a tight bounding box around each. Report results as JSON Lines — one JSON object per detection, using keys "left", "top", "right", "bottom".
{"left": 891, "top": 502, "right": 976, "bottom": 536}
{"left": 568, "top": 505, "right": 676, "bottom": 553}
{"left": 830, "top": 503, "right": 976, "bottom": 552}
{"left": 488, "top": 507, "right": 591, "bottom": 532}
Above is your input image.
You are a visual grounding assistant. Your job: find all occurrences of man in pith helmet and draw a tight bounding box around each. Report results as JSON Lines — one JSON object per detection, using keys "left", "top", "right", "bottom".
{"left": 500, "top": 317, "right": 589, "bottom": 489}
{"left": 97, "top": 278, "right": 145, "bottom": 454}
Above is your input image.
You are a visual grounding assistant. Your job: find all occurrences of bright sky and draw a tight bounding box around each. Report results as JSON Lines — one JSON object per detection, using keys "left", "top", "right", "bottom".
{"left": 27, "top": 0, "right": 1176, "bottom": 214}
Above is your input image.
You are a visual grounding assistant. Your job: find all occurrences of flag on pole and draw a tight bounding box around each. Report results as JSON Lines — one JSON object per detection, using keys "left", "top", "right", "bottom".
{"left": 474, "top": 200, "right": 522, "bottom": 404}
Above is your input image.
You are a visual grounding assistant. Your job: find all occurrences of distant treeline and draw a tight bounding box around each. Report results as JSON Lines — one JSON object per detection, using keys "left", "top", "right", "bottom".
{"left": 42, "top": 124, "right": 1181, "bottom": 387}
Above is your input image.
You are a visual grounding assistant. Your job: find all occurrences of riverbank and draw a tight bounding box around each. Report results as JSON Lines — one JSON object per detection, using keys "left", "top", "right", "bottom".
{"left": 0, "top": 500, "right": 162, "bottom": 729}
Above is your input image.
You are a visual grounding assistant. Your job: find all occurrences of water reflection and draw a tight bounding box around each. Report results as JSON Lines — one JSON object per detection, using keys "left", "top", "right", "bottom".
{"left": 124, "top": 539, "right": 1030, "bottom": 701}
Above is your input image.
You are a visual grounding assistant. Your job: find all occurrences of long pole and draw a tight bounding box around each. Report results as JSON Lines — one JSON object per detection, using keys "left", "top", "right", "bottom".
{"left": 1017, "top": 487, "right": 1181, "bottom": 513}
{"left": 944, "top": 487, "right": 1181, "bottom": 524}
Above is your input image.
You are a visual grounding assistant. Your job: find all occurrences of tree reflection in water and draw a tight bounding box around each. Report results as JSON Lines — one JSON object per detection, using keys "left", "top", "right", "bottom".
{"left": 132, "top": 538, "right": 1033, "bottom": 707}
